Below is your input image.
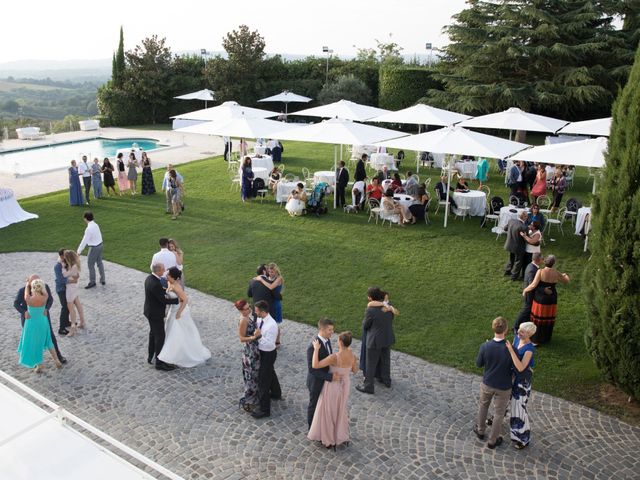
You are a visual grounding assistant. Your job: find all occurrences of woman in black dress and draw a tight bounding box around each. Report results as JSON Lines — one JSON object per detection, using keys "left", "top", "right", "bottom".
{"left": 409, "top": 184, "right": 431, "bottom": 221}
{"left": 141, "top": 151, "right": 156, "bottom": 195}
{"left": 101, "top": 157, "right": 116, "bottom": 195}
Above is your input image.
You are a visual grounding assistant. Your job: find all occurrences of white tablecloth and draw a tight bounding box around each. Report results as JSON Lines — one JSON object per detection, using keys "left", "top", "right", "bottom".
{"left": 352, "top": 144, "right": 378, "bottom": 159}
{"left": 370, "top": 153, "right": 396, "bottom": 171}
{"left": 0, "top": 188, "right": 38, "bottom": 228}
{"left": 575, "top": 206, "right": 592, "bottom": 235}
{"left": 313, "top": 170, "right": 335, "bottom": 186}
{"left": 454, "top": 161, "right": 478, "bottom": 179}
{"left": 249, "top": 155, "right": 273, "bottom": 172}
{"left": 238, "top": 166, "right": 269, "bottom": 183}
{"left": 452, "top": 190, "right": 486, "bottom": 216}
{"left": 254, "top": 145, "right": 267, "bottom": 155}
{"left": 393, "top": 194, "right": 416, "bottom": 207}
{"left": 276, "top": 181, "right": 298, "bottom": 203}
{"left": 494, "top": 206, "right": 528, "bottom": 233}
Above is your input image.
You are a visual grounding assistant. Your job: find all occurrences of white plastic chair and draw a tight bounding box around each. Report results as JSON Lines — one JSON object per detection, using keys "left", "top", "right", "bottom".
{"left": 367, "top": 198, "right": 381, "bottom": 224}
{"left": 545, "top": 207, "right": 567, "bottom": 236}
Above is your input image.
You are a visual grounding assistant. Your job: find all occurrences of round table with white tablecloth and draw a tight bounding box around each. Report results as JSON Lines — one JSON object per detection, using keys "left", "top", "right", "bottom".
{"left": 253, "top": 145, "right": 267, "bottom": 155}
{"left": 351, "top": 144, "right": 377, "bottom": 159}
{"left": 452, "top": 190, "right": 486, "bottom": 216}
{"left": 0, "top": 188, "right": 38, "bottom": 228}
{"left": 392, "top": 193, "right": 416, "bottom": 207}
{"left": 454, "top": 160, "right": 478, "bottom": 179}
{"left": 249, "top": 154, "right": 273, "bottom": 172}
{"left": 276, "top": 181, "right": 299, "bottom": 203}
{"left": 575, "top": 206, "right": 592, "bottom": 235}
{"left": 370, "top": 153, "right": 397, "bottom": 171}
{"left": 493, "top": 206, "right": 528, "bottom": 234}
{"left": 313, "top": 170, "right": 335, "bottom": 186}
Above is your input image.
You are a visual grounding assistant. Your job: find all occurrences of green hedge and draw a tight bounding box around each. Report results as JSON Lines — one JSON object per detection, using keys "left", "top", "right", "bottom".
{"left": 378, "top": 67, "right": 443, "bottom": 110}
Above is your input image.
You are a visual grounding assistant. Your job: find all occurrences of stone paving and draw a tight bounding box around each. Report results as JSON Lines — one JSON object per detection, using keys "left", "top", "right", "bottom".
{"left": 1, "top": 252, "right": 639, "bottom": 479}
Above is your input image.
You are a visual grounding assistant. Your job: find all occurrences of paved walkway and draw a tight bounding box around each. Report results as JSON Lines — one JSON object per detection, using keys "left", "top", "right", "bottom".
{"left": 2, "top": 252, "right": 638, "bottom": 479}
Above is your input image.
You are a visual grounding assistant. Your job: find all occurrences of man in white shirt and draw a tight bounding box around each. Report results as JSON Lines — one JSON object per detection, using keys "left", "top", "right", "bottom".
{"left": 78, "top": 155, "right": 92, "bottom": 205}
{"left": 162, "top": 164, "right": 184, "bottom": 214}
{"left": 150, "top": 238, "right": 177, "bottom": 286}
{"left": 77, "top": 211, "right": 105, "bottom": 288}
{"left": 251, "top": 300, "right": 281, "bottom": 419}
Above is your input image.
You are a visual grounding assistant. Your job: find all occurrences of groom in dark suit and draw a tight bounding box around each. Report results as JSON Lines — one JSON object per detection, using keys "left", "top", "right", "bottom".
{"left": 144, "top": 263, "right": 179, "bottom": 371}
{"left": 247, "top": 264, "right": 282, "bottom": 319}
{"left": 306, "top": 317, "right": 337, "bottom": 429}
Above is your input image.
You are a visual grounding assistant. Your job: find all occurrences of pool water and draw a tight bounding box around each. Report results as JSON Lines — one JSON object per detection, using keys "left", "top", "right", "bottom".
{"left": 0, "top": 137, "right": 161, "bottom": 176}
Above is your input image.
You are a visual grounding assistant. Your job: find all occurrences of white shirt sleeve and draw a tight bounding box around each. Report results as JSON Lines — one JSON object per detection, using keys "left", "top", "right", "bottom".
{"left": 258, "top": 318, "right": 278, "bottom": 351}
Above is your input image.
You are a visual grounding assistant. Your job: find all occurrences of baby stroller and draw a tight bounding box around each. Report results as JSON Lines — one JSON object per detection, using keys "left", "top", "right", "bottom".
{"left": 307, "top": 182, "right": 330, "bottom": 216}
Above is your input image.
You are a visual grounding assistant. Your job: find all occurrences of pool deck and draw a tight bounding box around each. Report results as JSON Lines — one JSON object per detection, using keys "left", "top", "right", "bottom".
{"left": 0, "top": 128, "right": 225, "bottom": 199}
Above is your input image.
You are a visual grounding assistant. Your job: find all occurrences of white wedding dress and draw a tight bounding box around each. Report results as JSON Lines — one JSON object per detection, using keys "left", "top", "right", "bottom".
{"left": 158, "top": 293, "right": 211, "bottom": 367}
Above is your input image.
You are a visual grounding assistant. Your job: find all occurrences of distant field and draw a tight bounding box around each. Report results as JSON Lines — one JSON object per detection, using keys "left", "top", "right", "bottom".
{"left": 0, "top": 80, "right": 65, "bottom": 92}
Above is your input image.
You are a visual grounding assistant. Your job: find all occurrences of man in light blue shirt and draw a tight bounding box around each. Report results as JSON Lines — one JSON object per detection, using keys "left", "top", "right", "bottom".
{"left": 162, "top": 164, "right": 184, "bottom": 213}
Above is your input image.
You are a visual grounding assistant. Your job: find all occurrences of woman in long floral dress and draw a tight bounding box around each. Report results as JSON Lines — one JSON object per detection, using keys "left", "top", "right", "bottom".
{"left": 141, "top": 151, "right": 156, "bottom": 195}
{"left": 235, "top": 299, "right": 260, "bottom": 412}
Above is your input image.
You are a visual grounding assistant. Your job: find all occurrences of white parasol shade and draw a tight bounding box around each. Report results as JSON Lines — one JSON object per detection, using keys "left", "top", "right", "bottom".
{"left": 368, "top": 103, "right": 471, "bottom": 126}
{"left": 290, "top": 99, "right": 391, "bottom": 122}
{"left": 458, "top": 107, "right": 568, "bottom": 133}
{"left": 275, "top": 117, "right": 406, "bottom": 145}
{"left": 258, "top": 90, "right": 313, "bottom": 116}
{"left": 509, "top": 137, "right": 607, "bottom": 168}
{"left": 174, "top": 88, "right": 215, "bottom": 108}
{"left": 557, "top": 117, "right": 611, "bottom": 137}
{"left": 176, "top": 116, "right": 297, "bottom": 139}
{"left": 171, "top": 101, "right": 279, "bottom": 130}
{"left": 376, "top": 125, "right": 529, "bottom": 159}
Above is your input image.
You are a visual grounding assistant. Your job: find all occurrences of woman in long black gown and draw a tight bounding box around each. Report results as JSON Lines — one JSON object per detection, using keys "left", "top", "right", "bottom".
{"left": 141, "top": 152, "right": 156, "bottom": 195}
{"left": 101, "top": 157, "right": 116, "bottom": 195}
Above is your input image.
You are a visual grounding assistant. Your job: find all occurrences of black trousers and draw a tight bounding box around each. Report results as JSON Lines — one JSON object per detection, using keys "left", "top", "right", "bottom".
{"left": 336, "top": 184, "right": 347, "bottom": 206}
{"left": 21, "top": 313, "right": 63, "bottom": 361}
{"left": 57, "top": 290, "right": 70, "bottom": 331}
{"left": 308, "top": 387, "right": 322, "bottom": 428}
{"left": 514, "top": 293, "right": 534, "bottom": 334}
{"left": 223, "top": 141, "right": 232, "bottom": 161}
{"left": 83, "top": 176, "right": 91, "bottom": 202}
{"left": 146, "top": 314, "right": 166, "bottom": 365}
{"left": 364, "top": 346, "right": 391, "bottom": 391}
{"left": 257, "top": 349, "right": 281, "bottom": 414}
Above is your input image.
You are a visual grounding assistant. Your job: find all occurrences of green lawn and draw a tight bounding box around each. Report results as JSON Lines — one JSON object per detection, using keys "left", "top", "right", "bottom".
{"left": 2, "top": 141, "right": 631, "bottom": 421}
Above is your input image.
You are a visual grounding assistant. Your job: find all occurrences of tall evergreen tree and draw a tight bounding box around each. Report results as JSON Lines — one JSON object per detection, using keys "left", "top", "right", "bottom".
{"left": 584, "top": 44, "right": 640, "bottom": 401}
{"left": 113, "top": 26, "right": 125, "bottom": 88}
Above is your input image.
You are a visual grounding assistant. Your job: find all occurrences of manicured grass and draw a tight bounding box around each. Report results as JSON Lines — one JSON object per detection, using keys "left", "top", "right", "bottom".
{"left": 2, "top": 141, "right": 630, "bottom": 420}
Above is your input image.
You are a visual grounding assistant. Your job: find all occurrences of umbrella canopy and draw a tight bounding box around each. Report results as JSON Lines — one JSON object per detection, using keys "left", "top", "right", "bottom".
{"left": 258, "top": 90, "right": 312, "bottom": 104}
{"left": 275, "top": 117, "right": 406, "bottom": 145}
{"left": 174, "top": 88, "right": 216, "bottom": 102}
{"left": 557, "top": 117, "right": 611, "bottom": 137}
{"left": 376, "top": 125, "right": 529, "bottom": 159}
{"left": 458, "top": 107, "right": 568, "bottom": 133}
{"left": 509, "top": 137, "right": 607, "bottom": 168}
{"left": 171, "top": 101, "right": 278, "bottom": 122}
{"left": 368, "top": 104, "right": 471, "bottom": 127}
{"left": 290, "top": 99, "right": 391, "bottom": 122}
{"left": 176, "top": 116, "right": 297, "bottom": 139}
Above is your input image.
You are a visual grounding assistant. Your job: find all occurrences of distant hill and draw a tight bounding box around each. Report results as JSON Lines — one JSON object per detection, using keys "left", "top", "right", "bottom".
{"left": 0, "top": 79, "right": 66, "bottom": 92}
{"left": 0, "top": 59, "right": 111, "bottom": 82}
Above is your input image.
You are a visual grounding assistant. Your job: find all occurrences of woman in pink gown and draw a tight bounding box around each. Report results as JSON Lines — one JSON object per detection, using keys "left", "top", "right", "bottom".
{"left": 307, "top": 331, "right": 358, "bottom": 449}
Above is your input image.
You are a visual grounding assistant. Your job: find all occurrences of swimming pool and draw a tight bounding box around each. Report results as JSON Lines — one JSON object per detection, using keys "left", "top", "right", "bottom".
{"left": 0, "top": 137, "right": 164, "bottom": 176}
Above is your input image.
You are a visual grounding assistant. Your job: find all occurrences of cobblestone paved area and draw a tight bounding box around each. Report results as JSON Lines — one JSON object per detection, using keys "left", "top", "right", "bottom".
{"left": 1, "top": 252, "right": 639, "bottom": 479}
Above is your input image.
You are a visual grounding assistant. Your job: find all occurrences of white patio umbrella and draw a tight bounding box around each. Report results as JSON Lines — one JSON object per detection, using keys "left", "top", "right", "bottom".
{"left": 556, "top": 117, "right": 611, "bottom": 137}
{"left": 174, "top": 88, "right": 216, "bottom": 108}
{"left": 176, "top": 116, "right": 297, "bottom": 139}
{"left": 376, "top": 126, "right": 529, "bottom": 227}
{"left": 276, "top": 117, "right": 407, "bottom": 208}
{"left": 258, "top": 90, "right": 312, "bottom": 116}
{"left": 171, "top": 101, "right": 278, "bottom": 129}
{"left": 290, "top": 99, "right": 391, "bottom": 122}
{"left": 368, "top": 103, "right": 471, "bottom": 127}
{"left": 459, "top": 107, "right": 569, "bottom": 136}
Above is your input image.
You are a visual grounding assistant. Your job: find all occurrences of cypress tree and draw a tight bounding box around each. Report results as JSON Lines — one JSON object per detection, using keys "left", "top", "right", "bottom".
{"left": 584, "top": 44, "right": 640, "bottom": 401}
{"left": 113, "top": 26, "right": 125, "bottom": 88}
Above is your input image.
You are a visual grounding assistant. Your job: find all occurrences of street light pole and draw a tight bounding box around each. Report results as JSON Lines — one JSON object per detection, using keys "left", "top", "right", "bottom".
{"left": 425, "top": 42, "right": 433, "bottom": 68}
{"left": 322, "top": 46, "right": 333, "bottom": 84}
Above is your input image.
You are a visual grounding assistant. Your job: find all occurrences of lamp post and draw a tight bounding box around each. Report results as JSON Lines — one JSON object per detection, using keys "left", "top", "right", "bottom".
{"left": 425, "top": 42, "right": 433, "bottom": 68}
{"left": 322, "top": 46, "right": 333, "bottom": 85}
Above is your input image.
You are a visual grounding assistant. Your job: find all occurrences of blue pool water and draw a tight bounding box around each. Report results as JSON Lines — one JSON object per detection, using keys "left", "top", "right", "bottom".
{"left": 0, "top": 137, "right": 162, "bottom": 175}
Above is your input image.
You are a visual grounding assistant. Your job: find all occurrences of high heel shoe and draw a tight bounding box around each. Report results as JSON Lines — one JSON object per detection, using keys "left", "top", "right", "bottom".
{"left": 67, "top": 324, "right": 77, "bottom": 337}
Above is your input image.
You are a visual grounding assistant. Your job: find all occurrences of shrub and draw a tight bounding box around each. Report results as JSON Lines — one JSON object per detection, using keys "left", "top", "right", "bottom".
{"left": 379, "top": 67, "right": 442, "bottom": 110}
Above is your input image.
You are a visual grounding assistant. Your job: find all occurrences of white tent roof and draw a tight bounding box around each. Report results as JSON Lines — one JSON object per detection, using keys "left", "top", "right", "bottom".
{"left": 174, "top": 88, "right": 215, "bottom": 101}
{"left": 368, "top": 104, "right": 471, "bottom": 126}
{"left": 171, "top": 101, "right": 278, "bottom": 122}
{"left": 375, "top": 125, "right": 529, "bottom": 159}
{"left": 275, "top": 117, "right": 406, "bottom": 145}
{"left": 290, "top": 99, "right": 391, "bottom": 122}
{"left": 458, "top": 107, "right": 569, "bottom": 133}
{"left": 176, "top": 116, "right": 295, "bottom": 139}
{"left": 258, "top": 90, "right": 312, "bottom": 104}
{"left": 557, "top": 117, "right": 611, "bottom": 137}
{"left": 509, "top": 137, "right": 607, "bottom": 168}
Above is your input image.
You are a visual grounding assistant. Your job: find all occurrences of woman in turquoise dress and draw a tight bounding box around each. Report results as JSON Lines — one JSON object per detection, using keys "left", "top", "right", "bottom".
{"left": 68, "top": 160, "right": 84, "bottom": 206}
{"left": 475, "top": 157, "right": 489, "bottom": 189}
{"left": 17, "top": 279, "right": 62, "bottom": 372}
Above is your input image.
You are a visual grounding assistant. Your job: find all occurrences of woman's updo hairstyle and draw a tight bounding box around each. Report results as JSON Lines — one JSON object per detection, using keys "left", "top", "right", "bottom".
{"left": 167, "top": 266, "right": 182, "bottom": 280}
{"left": 234, "top": 299, "right": 248, "bottom": 311}
{"left": 338, "top": 331, "right": 353, "bottom": 347}
{"left": 30, "top": 278, "right": 46, "bottom": 296}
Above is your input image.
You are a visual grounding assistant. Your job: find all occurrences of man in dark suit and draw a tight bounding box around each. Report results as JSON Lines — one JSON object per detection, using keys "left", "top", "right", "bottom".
{"left": 144, "top": 263, "right": 180, "bottom": 371}
{"left": 356, "top": 287, "right": 395, "bottom": 394}
{"left": 306, "top": 317, "right": 337, "bottom": 429}
{"left": 354, "top": 154, "right": 367, "bottom": 182}
{"left": 247, "top": 264, "right": 281, "bottom": 319}
{"left": 335, "top": 161, "right": 349, "bottom": 207}
{"left": 513, "top": 252, "right": 543, "bottom": 334}
{"left": 14, "top": 274, "right": 66, "bottom": 364}
{"left": 503, "top": 211, "right": 528, "bottom": 280}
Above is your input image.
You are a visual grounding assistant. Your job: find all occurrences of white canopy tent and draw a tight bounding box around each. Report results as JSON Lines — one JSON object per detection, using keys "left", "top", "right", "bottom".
{"left": 376, "top": 126, "right": 529, "bottom": 227}
{"left": 459, "top": 107, "right": 569, "bottom": 136}
{"left": 174, "top": 88, "right": 215, "bottom": 108}
{"left": 258, "top": 90, "right": 312, "bottom": 115}
{"left": 290, "top": 99, "right": 391, "bottom": 122}
{"left": 171, "top": 101, "right": 278, "bottom": 130}
{"left": 556, "top": 117, "right": 611, "bottom": 137}
{"left": 276, "top": 117, "right": 407, "bottom": 208}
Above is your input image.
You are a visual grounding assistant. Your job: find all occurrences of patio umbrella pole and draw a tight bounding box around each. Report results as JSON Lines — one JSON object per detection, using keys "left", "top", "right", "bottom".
{"left": 444, "top": 154, "right": 452, "bottom": 228}
{"left": 334, "top": 144, "right": 338, "bottom": 209}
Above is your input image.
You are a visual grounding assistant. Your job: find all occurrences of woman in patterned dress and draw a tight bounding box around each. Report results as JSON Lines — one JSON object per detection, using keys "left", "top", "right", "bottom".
{"left": 141, "top": 151, "right": 156, "bottom": 195}
{"left": 235, "top": 299, "right": 260, "bottom": 412}
{"left": 127, "top": 152, "right": 139, "bottom": 195}
{"left": 91, "top": 158, "right": 103, "bottom": 199}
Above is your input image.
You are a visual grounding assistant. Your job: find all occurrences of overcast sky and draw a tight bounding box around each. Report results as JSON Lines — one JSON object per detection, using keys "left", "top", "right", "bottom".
{"left": 1, "top": 0, "right": 468, "bottom": 63}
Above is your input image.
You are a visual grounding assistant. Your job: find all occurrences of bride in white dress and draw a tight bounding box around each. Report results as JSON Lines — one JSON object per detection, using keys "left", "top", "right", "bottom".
{"left": 158, "top": 267, "right": 211, "bottom": 367}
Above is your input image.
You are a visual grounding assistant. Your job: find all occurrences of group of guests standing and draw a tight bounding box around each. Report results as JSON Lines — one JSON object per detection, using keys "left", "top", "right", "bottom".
{"left": 508, "top": 161, "right": 568, "bottom": 210}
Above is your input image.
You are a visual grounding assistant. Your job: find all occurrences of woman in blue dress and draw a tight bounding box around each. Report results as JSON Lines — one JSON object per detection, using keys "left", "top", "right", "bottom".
{"left": 91, "top": 158, "right": 103, "bottom": 199}
{"left": 17, "top": 278, "right": 62, "bottom": 373}
{"left": 475, "top": 157, "right": 489, "bottom": 189}
{"left": 68, "top": 160, "right": 84, "bottom": 206}
{"left": 505, "top": 321, "right": 537, "bottom": 449}
{"left": 255, "top": 263, "right": 284, "bottom": 345}
{"left": 241, "top": 156, "right": 254, "bottom": 202}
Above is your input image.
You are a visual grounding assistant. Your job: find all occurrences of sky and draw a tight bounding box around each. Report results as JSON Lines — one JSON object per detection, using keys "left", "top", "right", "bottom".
{"left": 0, "top": 0, "right": 469, "bottom": 63}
